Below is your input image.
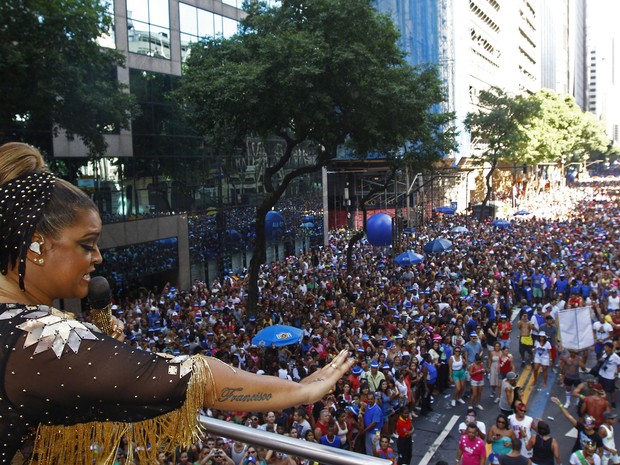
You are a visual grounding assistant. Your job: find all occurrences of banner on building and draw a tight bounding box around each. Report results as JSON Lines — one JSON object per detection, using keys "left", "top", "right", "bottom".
{"left": 558, "top": 306, "right": 594, "bottom": 350}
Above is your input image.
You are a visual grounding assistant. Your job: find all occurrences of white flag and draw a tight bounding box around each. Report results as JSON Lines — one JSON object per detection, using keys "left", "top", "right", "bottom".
{"left": 558, "top": 306, "right": 594, "bottom": 350}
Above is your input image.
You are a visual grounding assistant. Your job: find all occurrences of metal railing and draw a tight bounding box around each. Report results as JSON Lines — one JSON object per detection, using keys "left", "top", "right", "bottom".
{"left": 200, "top": 416, "right": 392, "bottom": 465}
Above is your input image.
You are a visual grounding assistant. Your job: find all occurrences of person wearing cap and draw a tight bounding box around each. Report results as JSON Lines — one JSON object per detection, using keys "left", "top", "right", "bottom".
{"left": 463, "top": 332, "right": 483, "bottom": 368}
{"left": 498, "top": 314, "right": 512, "bottom": 349}
{"left": 581, "top": 383, "right": 611, "bottom": 428}
{"left": 599, "top": 411, "right": 619, "bottom": 465}
{"left": 607, "top": 288, "right": 620, "bottom": 313}
{"left": 348, "top": 365, "right": 364, "bottom": 394}
{"left": 554, "top": 273, "right": 569, "bottom": 299}
{"left": 532, "top": 331, "right": 552, "bottom": 388}
{"left": 507, "top": 401, "right": 538, "bottom": 458}
{"left": 551, "top": 396, "right": 603, "bottom": 454}
{"left": 366, "top": 360, "right": 386, "bottom": 392}
{"left": 569, "top": 440, "right": 602, "bottom": 465}
{"left": 499, "top": 371, "right": 518, "bottom": 416}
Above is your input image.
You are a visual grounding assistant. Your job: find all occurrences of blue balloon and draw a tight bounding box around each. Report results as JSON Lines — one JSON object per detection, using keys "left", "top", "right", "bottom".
{"left": 265, "top": 211, "right": 286, "bottom": 241}
{"left": 367, "top": 213, "right": 392, "bottom": 246}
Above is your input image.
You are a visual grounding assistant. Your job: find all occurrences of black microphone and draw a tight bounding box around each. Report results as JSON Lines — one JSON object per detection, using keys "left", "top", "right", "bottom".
{"left": 88, "top": 276, "right": 114, "bottom": 335}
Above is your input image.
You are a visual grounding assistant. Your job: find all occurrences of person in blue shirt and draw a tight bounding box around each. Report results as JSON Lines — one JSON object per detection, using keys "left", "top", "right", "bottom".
{"left": 555, "top": 273, "right": 569, "bottom": 300}
{"left": 569, "top": 279, "right": 583, "bottom": 297}
{"left": 360, "top": 392, "right": 384, "bottom": 455}
{"left": 421, "top": 352, "right": 438, "bottom": 415}
{"left": 531, "top": 269, "right": 543, "bottom": 304}
{"left": 320, "top": 422, "right": 343, "bottom": 449}
{"left": 483, "top": 299, "right": 497, "bottom": 322}
{"left": 522, "top": 278, "right": 533, "bottom": 305}
{"left": 510, "top": 271, "right": 523, "bottom": 302}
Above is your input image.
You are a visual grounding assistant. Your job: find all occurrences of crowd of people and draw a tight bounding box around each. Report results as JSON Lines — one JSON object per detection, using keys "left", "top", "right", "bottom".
{"left": 104, "top": 177, "right": 620, "bottom": 465}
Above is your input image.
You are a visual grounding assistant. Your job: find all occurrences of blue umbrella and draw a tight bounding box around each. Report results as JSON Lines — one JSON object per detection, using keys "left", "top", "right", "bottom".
{"left": 423, "top": 238, "right": 453, "bottom": 254}
{"left": 451, "top": 226, "right": 469, "bottom": 233}
{"left": 252, "top": 325, "right": 304, "bottom": 347}
{"left": 492, "top": 219, "right": 511, "bottom": 227}
{"left": 394, "top": 251, "right": 424, "bottom": 266}
{"left": 435, "top": 206, "right": 456, "bottom": 215}
{"left": 514, "top": 210, "right": 531, "bottom": 216}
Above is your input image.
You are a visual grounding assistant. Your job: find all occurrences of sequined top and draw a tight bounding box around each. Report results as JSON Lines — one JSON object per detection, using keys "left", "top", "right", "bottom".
{"left": 0, "top": 303, "right": 192, "bottom": 464}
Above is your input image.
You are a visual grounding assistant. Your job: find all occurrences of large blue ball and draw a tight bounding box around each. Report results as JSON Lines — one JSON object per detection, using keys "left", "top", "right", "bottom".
{"left": 367, "top": 213, "right": 393, "bottom": 246}
{"left": 265, "top": 211, "right": 286, "bottom": 241}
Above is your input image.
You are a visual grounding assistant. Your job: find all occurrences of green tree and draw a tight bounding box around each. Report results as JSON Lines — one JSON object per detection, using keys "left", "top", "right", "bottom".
{"left": 174, "top": 0, "right": 455, "bottom": 313}
{"left": 465, "top": 87, "right": 537, "bottom": 219}
{"left": 0, "top": 0, "right": 138, "bottom": 155}
{"left": 568, "top": 107, "right": 609, "bottom": 162}
{"left": 523, "top": 90, "right": 607, "bottom": 166}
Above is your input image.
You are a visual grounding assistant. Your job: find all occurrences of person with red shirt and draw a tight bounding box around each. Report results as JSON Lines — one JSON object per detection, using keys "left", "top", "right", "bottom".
{"left": 457, "top": 423, "right": 487, "bottom": 465}
{"left": 374, "top": 435, "right": 397, "bottom": 464}
{"left": 498, "top": 314, "right": 512, "bottom": 348}
{"left": 348, "top": 365, "right": 363, "bottom": 393}
{"left": 395, "top": 406, "right": 414, "bottom": 465}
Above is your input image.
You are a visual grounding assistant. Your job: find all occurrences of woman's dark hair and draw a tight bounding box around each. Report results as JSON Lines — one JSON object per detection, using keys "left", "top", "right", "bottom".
{"left": 537, "top": 421, "right": 550, "bottom": 435}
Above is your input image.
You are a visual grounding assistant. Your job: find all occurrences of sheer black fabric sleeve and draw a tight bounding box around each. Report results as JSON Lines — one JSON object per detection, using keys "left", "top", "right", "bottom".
{"left": 2, "top": 306, "right": 191, "bottom": 426}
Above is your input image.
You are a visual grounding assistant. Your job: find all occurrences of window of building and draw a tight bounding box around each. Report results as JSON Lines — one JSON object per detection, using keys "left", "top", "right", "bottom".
{"left": 97, "top": 0, "right": 116, "bottom": 49}
{"left": 179, "top": 2, "right": 239, "bottom": 62}
{"left": 127, "top": 0, "right": 171, "bottom": 59}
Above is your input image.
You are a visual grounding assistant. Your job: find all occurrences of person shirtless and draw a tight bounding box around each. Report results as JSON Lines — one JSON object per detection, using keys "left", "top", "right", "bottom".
{"left": 518, "top": 313, "right": 535, "bottom": 367}
{"left": 561, "top": 350, "right": 583, "bottom": 408}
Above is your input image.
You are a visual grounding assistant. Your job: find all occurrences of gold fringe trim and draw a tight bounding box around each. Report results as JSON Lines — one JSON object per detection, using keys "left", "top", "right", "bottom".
{"left": 29, "top": 355, "right": 215, "bottom": 465}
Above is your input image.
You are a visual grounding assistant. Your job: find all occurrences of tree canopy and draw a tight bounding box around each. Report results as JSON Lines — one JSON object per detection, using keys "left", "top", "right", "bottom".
{"left": 0, "top": 0, "right": 138, "bottom": 155}
{"left": 523, "top": 89, "right": 608, "bottom": 164}
{"left": 174, "top": 0, "right": 455, "bottom": 311}
{"left": 465, "top": 87, "right": 609, "bottom": 214}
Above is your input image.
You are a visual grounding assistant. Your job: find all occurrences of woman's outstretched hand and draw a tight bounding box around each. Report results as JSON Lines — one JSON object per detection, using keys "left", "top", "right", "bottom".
{"left": 299, "top": 349, "right": 355, "bottom": 403}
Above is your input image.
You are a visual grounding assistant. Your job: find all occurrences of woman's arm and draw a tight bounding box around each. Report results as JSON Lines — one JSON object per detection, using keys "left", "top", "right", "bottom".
{"left": 206, "top": 350, "right": 355, "bottom": 411}
{"left": 550, "top": 397, "right": 577, "bottom": 427}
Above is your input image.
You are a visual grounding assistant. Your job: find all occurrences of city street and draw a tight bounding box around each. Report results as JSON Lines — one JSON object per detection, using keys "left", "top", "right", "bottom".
{"left": 407, "top": 312, "right": 596, "bottom": 464}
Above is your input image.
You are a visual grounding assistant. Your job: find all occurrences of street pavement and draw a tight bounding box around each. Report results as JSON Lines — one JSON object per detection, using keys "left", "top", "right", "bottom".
{"left": 404, "top": 315, "right": 602, "bottom": 464}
